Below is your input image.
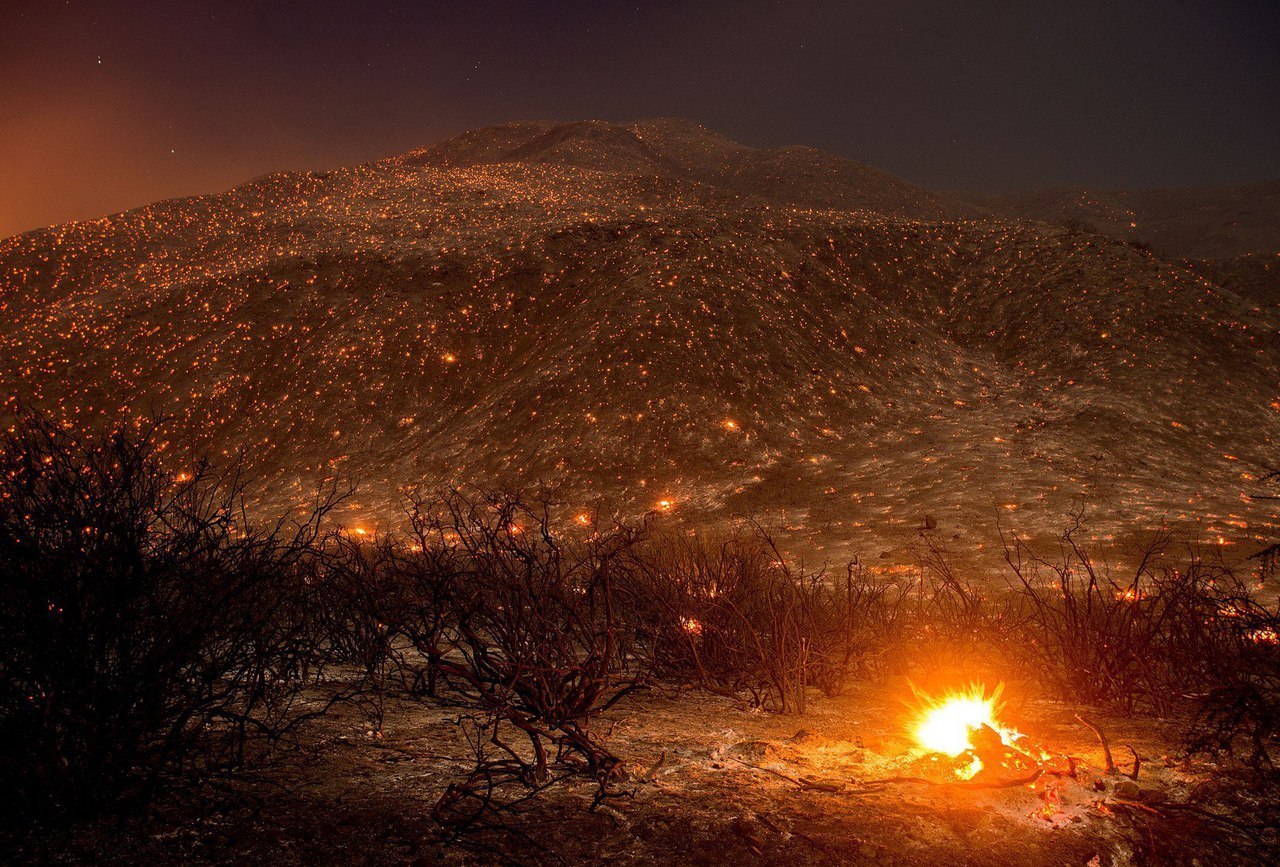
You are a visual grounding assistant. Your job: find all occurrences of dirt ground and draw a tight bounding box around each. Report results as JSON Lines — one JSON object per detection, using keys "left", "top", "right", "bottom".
{"left": 8, "top": 681, "right": 1274, "bottom": 866}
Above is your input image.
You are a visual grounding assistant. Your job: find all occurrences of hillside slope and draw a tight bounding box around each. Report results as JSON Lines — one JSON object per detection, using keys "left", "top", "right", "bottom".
{"left": 1, "top": 120, "right": 1277, "bottom": 563}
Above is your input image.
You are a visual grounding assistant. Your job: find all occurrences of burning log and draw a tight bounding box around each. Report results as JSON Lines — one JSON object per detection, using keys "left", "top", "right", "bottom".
{"left": 971, "top": 722, "right": 1037, "bottom": 774}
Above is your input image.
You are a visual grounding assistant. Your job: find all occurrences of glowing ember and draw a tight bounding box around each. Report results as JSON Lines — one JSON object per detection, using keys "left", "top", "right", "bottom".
{"left": 1114, "top": 586, "right": 1147, "bottom": 602}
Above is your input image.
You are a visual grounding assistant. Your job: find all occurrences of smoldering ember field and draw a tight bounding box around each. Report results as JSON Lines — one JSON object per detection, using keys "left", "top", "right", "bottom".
{"left": 2, "top": 3, "right": 1279, "bottom": 866}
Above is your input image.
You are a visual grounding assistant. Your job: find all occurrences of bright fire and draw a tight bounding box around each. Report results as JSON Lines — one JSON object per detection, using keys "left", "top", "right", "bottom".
{"left": 912, "top": 683, "right": 1024, "bottom": 779}
{"left": 916, "top": 691, "right": 1000, "bottom": 756}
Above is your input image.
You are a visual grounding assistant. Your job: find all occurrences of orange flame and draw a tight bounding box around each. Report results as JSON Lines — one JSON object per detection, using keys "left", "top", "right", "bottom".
{"left": 911, "top": 683, "right": 1024, "bottom": 779}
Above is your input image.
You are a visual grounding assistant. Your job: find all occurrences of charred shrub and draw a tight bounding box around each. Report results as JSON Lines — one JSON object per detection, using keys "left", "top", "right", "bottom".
{"left": 1188, "top": 677, "right": 1280, "bottom": 769}
{"left": 892, "top": 533, "right": 1025, "bottom": 683}
{"left": 0, "top": 413, "right": 342, "bottom": 822}
{"left": 310, "top": 532, "right": 407, "bottom": 735}
{"left": 1060, "top": 216, "right": 1100, "bottom": 235}
{"left": 389, "top": 492, "right": 648, "bottom": 828}
{"left": 1183, "top": 594, "right": 1280, "bottom": 768}
{"left": 629, "top": 528, "right": 905, "bottom": 713}
{"left": 999, "top": 517, "right": 1280, "bottom": 764}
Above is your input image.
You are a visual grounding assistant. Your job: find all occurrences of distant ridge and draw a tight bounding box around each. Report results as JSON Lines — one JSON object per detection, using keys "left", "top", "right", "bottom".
{"left": 402, "top": 118, "right": 979, "bottom": 220}
{"left": 966, "top": 180, "right": 1280, "bottom": 259}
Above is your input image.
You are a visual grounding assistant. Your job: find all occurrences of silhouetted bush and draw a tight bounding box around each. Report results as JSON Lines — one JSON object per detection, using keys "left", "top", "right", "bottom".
{"left": 1183, "top": 468, "right": 1280, "bottom": 767}
{"left": 307, "top": 531, "right": 410, "bottom": 735}
{"left": 626, "top": 528, "right": 906, "bottom": 713}
{"left": 1060, "top": 216, "right": 1100, "bottom": 235}
{"left": 1001, "top": 522, "right": 1269, "bottom": 710}
{"left": 887, "top": 533, "right": 1026, "bottom": 684}
{"left": 792, "top": 516, "right": 1280, "bottom": 767}
{"left": 386, "top": 491, "right": 649, "bottom": 829}
{"left": 0, "top": 412, "right": 344, "bottom": 822}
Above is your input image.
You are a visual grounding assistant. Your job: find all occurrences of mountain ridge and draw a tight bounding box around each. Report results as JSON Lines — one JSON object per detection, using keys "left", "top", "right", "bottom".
{"left": 399, "top": 118, "right": 980, "bottom": 220}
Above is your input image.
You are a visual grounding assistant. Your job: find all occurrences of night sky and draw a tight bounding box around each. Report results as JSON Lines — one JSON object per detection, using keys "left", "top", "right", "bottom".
{"left": 2, "top": 0, "right": 1277, "bottom": 239}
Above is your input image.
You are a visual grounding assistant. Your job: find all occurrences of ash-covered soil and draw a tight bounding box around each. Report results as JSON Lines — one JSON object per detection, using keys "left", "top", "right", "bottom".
{"left": 12, "top": 682, "right": 1272, "bottom": 866}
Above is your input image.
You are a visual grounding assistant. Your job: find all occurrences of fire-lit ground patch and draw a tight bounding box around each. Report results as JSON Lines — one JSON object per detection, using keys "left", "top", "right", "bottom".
{"left": 13, "top": 676, "right": 1259, "bottom": 866}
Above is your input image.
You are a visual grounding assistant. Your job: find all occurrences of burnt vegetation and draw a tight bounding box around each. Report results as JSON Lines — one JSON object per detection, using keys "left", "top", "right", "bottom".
{"left": 0, "top": 413, "right": 351, "bottom": 823}
{"left": 1, "top": 413, "right": 1278, "bottom": 844}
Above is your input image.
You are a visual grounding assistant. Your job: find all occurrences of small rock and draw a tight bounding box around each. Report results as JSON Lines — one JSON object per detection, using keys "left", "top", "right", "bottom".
{"left": 1113, "top": 780, "right": 1141, "bottom": 799}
